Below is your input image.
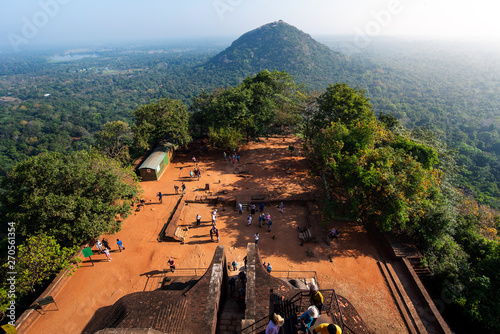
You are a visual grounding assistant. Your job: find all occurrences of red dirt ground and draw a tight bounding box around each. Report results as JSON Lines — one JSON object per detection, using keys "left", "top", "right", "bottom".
{"left": 23, "top": 137, "right": 408, "bottom": 334}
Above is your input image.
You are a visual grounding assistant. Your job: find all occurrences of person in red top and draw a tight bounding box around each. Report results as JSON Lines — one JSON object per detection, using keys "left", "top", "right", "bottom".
{"left": 168, "top": 258, "right": 175, "bottom": 273}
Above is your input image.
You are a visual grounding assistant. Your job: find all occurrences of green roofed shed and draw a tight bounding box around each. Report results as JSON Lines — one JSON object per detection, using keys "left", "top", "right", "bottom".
{"left": 138, "top": 142, "right": 176, "bottom": 181}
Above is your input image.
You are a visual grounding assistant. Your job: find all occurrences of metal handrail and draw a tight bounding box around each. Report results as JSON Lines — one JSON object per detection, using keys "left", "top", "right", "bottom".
{"left": 332, "top": 289, "right": 346, "bottom": 332}
{"left": 162, "top": 267, "right": 208, "bottom": 276}
{"left": 240, "top": 314, "right": 271, "bottom": 334}
{"left": 240, "top": 288, "right": 348, "bottom": 334}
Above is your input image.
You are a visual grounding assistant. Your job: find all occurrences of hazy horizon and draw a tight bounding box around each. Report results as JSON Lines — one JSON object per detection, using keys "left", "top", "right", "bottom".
{"left": 2, "top": 0, "right": 500, "bottom": 52}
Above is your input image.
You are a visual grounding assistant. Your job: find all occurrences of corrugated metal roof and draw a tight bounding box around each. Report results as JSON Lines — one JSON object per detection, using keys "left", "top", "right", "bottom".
{"left": 138, "top": 143, "right": 175, "bottom": 170}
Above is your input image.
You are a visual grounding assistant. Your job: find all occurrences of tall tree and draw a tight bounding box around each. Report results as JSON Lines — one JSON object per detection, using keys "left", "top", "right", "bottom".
{"left": 94, "top": 120, "right": 132, "bottom": 163}
{"left": 133, "top": 98, "right": 191, "bottom": 153}
{"left": 9, "top": 234, "right": 78, "bottom": 296}
{"left": 0, "top": 150, "right": 140, "bottom": 246}
{"left": 241, "top": 70, "right": 304, "bottom": 137}
{"left": 314, "top": 83, "right": 375, "bottom": 132}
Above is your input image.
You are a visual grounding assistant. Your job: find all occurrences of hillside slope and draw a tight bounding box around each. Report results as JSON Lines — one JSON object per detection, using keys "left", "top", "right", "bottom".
{"left": 202, "top": 20, "right": 355, "bottom": 87}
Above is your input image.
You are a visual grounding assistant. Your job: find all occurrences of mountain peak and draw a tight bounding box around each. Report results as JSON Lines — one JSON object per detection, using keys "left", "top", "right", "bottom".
{"left": 204, "top": 21, "right": 343, "bottom": 86}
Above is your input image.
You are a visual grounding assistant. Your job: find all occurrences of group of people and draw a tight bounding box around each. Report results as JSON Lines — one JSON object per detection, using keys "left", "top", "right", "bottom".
{"left": 209, "top": 208, "right": 220, "bottom": 242}
{"left": 258, "top": 213, "right": 272, "bottom": 231}
{"left": 95, "top": 238, "right": 125, "bottom": 262}
{"left": 210, "top": 225, "right": 220, "bottom": 242}
{"left": 224, "top": 151, "right": 240, "bottom": 164}
{"left": 265, "top": 284, "right": 342, "bottom": 334}
{"left": 189, "top": 167, "right": 201, "bottom": 179}
{"left": 173, "top": 183, "right": 186, "bottom": 194}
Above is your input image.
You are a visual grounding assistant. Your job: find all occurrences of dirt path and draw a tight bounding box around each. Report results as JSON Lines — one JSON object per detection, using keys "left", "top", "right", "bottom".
{"left": 24, "top": 137, "right": 408, "bottom": 334}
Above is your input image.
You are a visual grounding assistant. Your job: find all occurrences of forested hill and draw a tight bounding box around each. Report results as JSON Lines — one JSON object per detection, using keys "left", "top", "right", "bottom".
{"left": 201, "top": 20, "right": 356, "bottom": 88}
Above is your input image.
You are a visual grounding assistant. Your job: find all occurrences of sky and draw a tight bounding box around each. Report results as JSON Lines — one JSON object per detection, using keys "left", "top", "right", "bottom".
{"left": 1, "top": 0, "right": 500, "bottom": 51}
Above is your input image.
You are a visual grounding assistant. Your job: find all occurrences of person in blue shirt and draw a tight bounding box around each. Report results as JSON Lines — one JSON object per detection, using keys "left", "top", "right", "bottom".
{"left": 116, "top": 239, "right": 125, "bottom": 252}
{"left": 297, "top": 305, "right": 319, "bottom": 333}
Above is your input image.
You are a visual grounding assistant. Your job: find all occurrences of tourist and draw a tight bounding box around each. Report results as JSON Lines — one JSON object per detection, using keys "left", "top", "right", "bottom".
{"left": 279, "top": 202, "right": 284, "bottom": 213}
{"left": 215, "top": 228, "right": 220, "bottom": 242}
{"left": 267, "top": 218, "right": 272, "bottom": 232}
{"left": 103, "top": 248, "right": 112, "bottom": 262}
{"left": 238, "top": 270, "right": 247, "bottom": 284}
{"left": 229, "top": 276, "right": 237, "bottom": 296}
{"left": 238, "top": 203, "right": 243, "bottom": 214}
{"left": 265, "top": 313, "right": 284, "bottom": 334}
{"left": 296, "top": 306, "right": 319, "bottom": 333}
{"left": 102, "top": 238, "right": 111, "bottom": 250}
{"left": 259, "top": 213, "right": 265, "bottom": 227}
{"left": 259, "top": 202, "right": 265, "bottom": 212}
{"left": 95, "top": 239, "right": 103, "bottom": 254}
{"left": 255, "top": 233, "right": 259, "bottom": 245}
{"left": 237, "top": 288, "right": 246, "bottom": 310}
{"left": 157, "top": 191, "right": 163, "bottom": 203}
{"left": 309, "top": 284, "right": 324, "bottom": 314}
{"left": 229, "top": 276, "right": 236, "bottom": 295}
{"left": 196, "top": 214, "right": 201, "bottom": 225}
{"left": 174, "top": 185, "right": 179, "bottom": 194}
{"left": 247, "top": 215, "right": 252, "bottom": 226}
{"left": 189, "top": 170, "right": 194, "bottom": 178}
{"left": 232, "top": 260, "right": 238, "bottom": 271}
{"left": 167, "top": 258, "right": 176, "bottom": 273}
{"left": 210, "top": 226, "right": 216, "bottom": 241}
{"left": 312, "top": 323, "right": 342, "bottom": 334}
{"left": 223, "top": 152, "right": 227, "bottom": 161}
{"left": 328, "top": 228, "right": 340, "bottom": 240}
{"left": 116, "top": 239, "right": 125, "bottom": 252}
{"left": 181, "top": 182, "right": 186, "bottom": 193}
{"left": 250, "top": 204, "right": 256, "bottom": 215}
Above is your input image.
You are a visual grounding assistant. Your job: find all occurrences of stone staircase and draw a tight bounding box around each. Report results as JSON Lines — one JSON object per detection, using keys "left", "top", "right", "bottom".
{"left": 408, "top": 257, "right": 432, "bottom": 281}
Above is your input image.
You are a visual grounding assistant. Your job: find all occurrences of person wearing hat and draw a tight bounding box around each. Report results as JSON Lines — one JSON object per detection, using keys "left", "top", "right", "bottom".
{"left": 296, "top": 305, "right": 319, "bottom": 333}
{"left": 265, "top": 313, "right": 284, "bottom": 334}
{"left": 312, "top": 323, "right": 342, "bottom": 334}
{"left": 309, "top": 284, "right": 324, "bottom": 313}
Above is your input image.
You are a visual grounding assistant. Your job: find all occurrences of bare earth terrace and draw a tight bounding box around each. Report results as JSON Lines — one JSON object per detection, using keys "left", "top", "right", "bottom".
{"left": 19, "top": 137, "right": 408, "bottom": 334}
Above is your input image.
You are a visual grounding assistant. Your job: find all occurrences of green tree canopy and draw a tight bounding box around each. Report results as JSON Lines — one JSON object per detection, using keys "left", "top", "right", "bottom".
{"left": 190, "top": 70, "right": 304, "bottom": 141}
{"left": 208, "top": 126, "right": 244, "bottom": 151}
{"left": 9, "top": 233, "right": 78, "bottom": 296}
{"left": 313, "top": 83, "right": 375, "bottom": 134}
{"left": 311, "top": 119, "right": 441, "bottom": 230}
{"left": 133, "top": 98, "right": 191, "bottom": 153}
{"left": 94, "top": 120, "right": 132, "bottom": 163}
{"left": 0, "top": 150, "right": 140, "bottom": 246}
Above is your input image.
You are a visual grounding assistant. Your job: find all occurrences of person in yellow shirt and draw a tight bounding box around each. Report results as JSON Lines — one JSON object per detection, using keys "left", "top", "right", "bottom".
{"left": 312, "top": 323, "right": 342, "bottom": 334}
{"left": 309, "top": 284, "right": 324, "bottom": 313}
